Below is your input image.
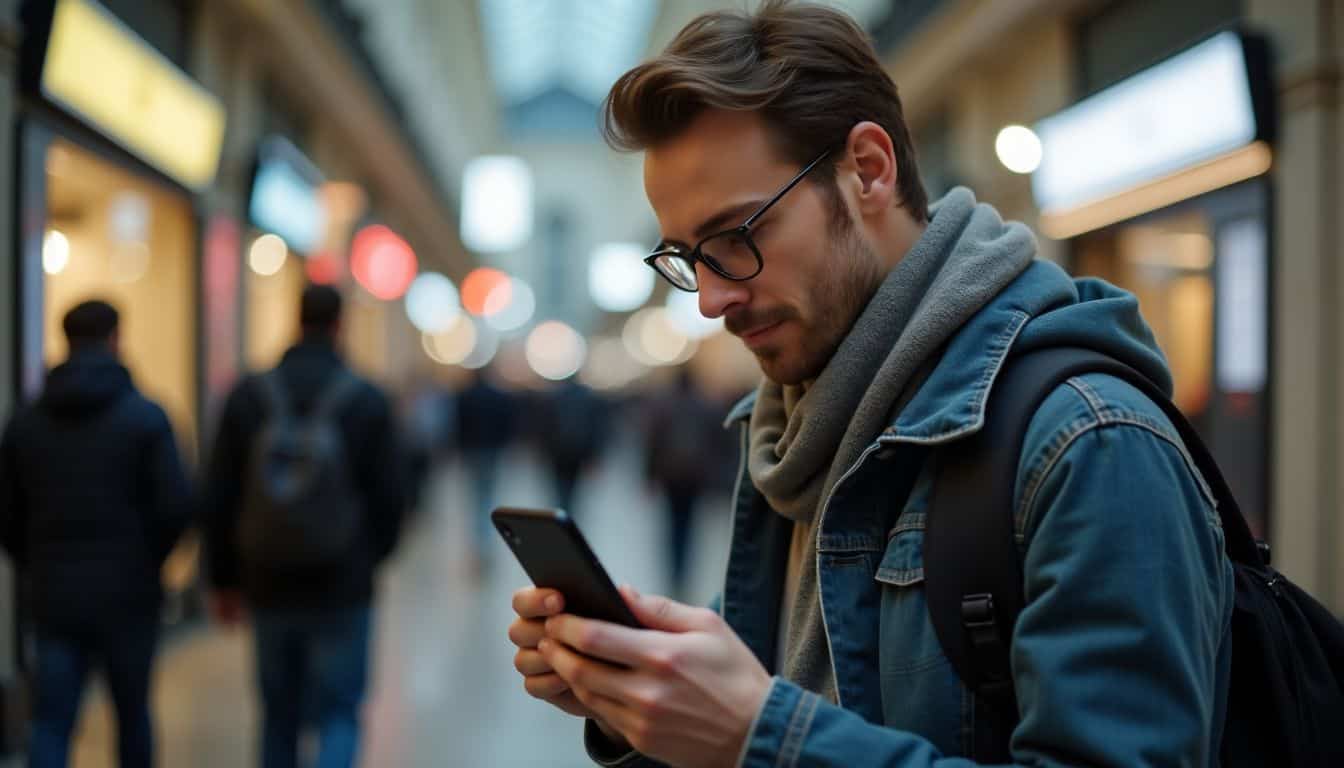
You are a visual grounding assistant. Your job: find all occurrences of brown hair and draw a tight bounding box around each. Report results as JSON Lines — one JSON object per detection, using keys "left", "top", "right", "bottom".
{"left": 602, "top": 0, "right": 928, "bottom": 221}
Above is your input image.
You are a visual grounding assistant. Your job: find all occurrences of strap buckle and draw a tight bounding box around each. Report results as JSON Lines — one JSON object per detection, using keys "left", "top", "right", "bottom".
{"left": 961, "top": 593, "right": 1010, "bottom": 683}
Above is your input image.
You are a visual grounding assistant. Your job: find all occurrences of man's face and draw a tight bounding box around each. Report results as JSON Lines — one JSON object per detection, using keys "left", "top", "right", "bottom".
{"left": 645, "top": 111, "right": 882, "bottom": 385}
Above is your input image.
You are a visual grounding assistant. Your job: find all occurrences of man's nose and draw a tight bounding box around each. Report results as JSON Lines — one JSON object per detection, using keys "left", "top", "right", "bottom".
{"left": 695, "top": 262, "right": 749, "bottom": 320}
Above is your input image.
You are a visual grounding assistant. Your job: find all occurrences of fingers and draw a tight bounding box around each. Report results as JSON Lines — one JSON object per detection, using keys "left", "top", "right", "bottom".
{"left": 514, "top": 648, "right": 552, "bottom": 676}
{"left": 512, "top": 587, "right": 565, "bottom": 619}
{"left": 540, "top": 637, "right": 638, "bottom": 703}
{"left": 544, "top": 615, "right": 655, "bottom": 668}
{"left": 508, "top": 617, "right": 547, "bottom": 649}
{"left": 624, "top": 589, "right": 716, "bottom": 633}
{"left": 522, "top": 672, "right": 572, "bottom": 701}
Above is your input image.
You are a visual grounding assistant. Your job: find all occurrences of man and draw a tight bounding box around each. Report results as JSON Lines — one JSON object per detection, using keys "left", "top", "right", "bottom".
{"left": 202, "top": 285, "right": 405, "bottom": 768}
{"left": 507, "top": 2, "right": 1234, "bottom": 767}
{"left": 1, "top": 300, "right": 190, "bottom": 768}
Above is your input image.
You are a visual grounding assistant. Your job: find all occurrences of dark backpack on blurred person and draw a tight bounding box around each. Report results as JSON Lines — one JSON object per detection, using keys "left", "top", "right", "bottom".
{"left": 240, "top": 371, "right": 364, "bottom": 570}
{"left": 924, "top": 347, "right": 1344, "bottom": 767}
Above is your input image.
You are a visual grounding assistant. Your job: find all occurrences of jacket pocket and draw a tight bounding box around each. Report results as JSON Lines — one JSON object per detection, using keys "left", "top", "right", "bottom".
{"left": 874, "top": 513, "right": 940, "bottom": 672}
{"left": 874, "top": 512, "right": 968, "bottom": 756}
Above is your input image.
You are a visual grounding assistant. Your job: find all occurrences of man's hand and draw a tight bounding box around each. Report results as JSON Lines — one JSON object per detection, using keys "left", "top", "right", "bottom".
{"left": 509, "top": 587, "right": 626, "bottom": 743}
{"left": 540, "top": 586, "right": 771, "bottom": 768}
{"left": 209, "top": 590, "right": 247, "bottom": 626}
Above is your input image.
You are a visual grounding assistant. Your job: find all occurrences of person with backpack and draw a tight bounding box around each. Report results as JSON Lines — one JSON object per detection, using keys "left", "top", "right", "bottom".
{"left": 0, "top": 300, "right": 190, "bottom": 768}
{"left": 201, "top": 284, "right": 406, "bottom": 768}
{"left": 506, "top": 3, "right": 1344, "bottom": 767}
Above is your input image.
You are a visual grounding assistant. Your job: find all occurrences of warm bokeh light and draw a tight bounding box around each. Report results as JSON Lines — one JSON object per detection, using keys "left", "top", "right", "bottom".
{"left": 461, "top": 321, "right": 500, "bottom": 369}
{"left": 405, "top": 272, "right": 462, "bottom": 333}
{"left": 484, "top": 278, "right": 535, "bottom": 332}
{"left": 421, "top": 314, "right": 476, "bottom": 365}
{"left": 525, "top": 321, "right": 586, "bottom": 380}
{"left": 589, "top": 242, "right": 655, "bottom": 312}
{"left": 43, "top": 230, "right": 70, "bottom": 275}
{"left": 248, "top": 233, "right": 287, "bottom": 277}
{"left": 622, "top": 307, "right": 696, "bottom": 366}
{"left": 580, "top": 336, "right": 649, "bottom": 390}
{"left": 996, "top": 125, "right": 1043, "bottom": 174}
{"left": 351, "top": 224, "right": 417, "bottom": 301}
{"left": 305, "top": 250, "right": 344, "bottom": 285}
{"left": 461, "top": 267, "right": 510, "bottom": 316}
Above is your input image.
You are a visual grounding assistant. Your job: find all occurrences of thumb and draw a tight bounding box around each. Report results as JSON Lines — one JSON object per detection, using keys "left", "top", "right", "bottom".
{"left": 620, "top": 585, "right": 711, "bottom": 632}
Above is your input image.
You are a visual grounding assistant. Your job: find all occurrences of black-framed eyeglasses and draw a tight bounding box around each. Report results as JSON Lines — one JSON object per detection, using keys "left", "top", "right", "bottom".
{"left": 644, "top": 146, "right": 837, "bottom": 292}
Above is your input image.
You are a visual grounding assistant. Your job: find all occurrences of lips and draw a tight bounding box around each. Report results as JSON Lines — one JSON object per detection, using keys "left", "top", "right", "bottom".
{"left": 740, "top": 321, "right": 783, "bottom": 347}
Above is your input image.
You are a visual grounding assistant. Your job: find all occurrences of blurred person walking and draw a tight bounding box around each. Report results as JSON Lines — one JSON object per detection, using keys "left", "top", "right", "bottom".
{"left": 0, "top": 300, "right": 190, "bottom": 768}
{"left": 455, "top": 367, "right": 515, "bottom": 577}
{"left": 201, "top": 285, "right": 406, "bottom": 768}
{"left": 641, "top": 368, "right": 723, "bottom": 599}
{"left": 535, "top": 378, "right": 610, "bottom": 519}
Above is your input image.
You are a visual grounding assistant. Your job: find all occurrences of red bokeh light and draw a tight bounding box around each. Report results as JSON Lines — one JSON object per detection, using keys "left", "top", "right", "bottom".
{"left": 350, "top": 225, "right": 417, "bottom": 301}
{"left": 305, "top": 249, "right": 345, "bottom": 285}
{"left": 461, "top": 267, "right": 509, "bottom": 316}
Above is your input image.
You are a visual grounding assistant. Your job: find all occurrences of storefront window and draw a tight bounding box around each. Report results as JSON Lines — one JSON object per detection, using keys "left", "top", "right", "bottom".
{"left": 41, "top": 137, "right": 198, "bottom": 452}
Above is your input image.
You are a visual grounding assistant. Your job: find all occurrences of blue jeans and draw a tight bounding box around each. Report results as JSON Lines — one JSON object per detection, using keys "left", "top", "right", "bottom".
{"left": 30, "top": 619, "right": 158, "bottom": 768}
{"left": 253, "top": 606, "right": 371, "bottom": 768}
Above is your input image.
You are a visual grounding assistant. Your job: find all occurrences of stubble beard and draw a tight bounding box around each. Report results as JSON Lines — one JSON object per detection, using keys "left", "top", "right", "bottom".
{"left": 756, "top": 211, "right": 884, "bottom": 386}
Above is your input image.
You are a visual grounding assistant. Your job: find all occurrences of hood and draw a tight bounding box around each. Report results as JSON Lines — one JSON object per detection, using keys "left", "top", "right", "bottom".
{"left": 879, "top": 259, "right": 1171, "bottom": 443}
{"left": 40, "top": 350, "right": 134, "bottom": 417}
{"left": 1010, "top": 271, "right": 1172, "bottom": 391}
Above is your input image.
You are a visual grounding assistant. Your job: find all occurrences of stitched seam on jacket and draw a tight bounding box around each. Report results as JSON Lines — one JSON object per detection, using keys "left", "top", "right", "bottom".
{"left": 1019, "top": 419, "right": 1219, "bottom": 539}
{"left": 1065, "top": 377, "right": 1108, "bottom": 416}
{"left": 777, "top": 692, "right": 818, "bottom": 768}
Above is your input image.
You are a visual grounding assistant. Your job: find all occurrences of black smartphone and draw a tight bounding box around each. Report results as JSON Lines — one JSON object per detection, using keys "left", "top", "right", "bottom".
{"left": 491, "top": 506, "right": 641, "bottom": 627}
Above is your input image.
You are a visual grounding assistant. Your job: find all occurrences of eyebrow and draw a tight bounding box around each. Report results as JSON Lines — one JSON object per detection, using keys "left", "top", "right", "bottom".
{"left": 691, "top": 200, "right": 765, "bottom": 241}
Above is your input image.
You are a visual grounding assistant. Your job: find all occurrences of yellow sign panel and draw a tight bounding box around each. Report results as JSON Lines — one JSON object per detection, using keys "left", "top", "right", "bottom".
{"left": 42, "top": 0, "right": 226, "bottom": 191}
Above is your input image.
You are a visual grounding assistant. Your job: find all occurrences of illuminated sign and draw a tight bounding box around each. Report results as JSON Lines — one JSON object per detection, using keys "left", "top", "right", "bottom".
{"left": 1032, "top": 31, "right": 1270, "bottom": 215}
{"left": 41, "top": 0, "right": 226, "bottom": 191}
{"left": 248, "top": 137, "right": 326, "bottom": 254}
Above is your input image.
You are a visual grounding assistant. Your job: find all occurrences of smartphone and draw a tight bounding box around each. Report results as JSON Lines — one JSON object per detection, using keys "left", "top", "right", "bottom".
{"left": 491, "top": 506, "right": 641, "bottom": 627}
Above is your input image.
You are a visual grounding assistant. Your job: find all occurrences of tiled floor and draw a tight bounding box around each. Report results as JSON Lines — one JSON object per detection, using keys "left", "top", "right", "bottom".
{"left": 69, "top": 432, "right": 731, "bottom": 767}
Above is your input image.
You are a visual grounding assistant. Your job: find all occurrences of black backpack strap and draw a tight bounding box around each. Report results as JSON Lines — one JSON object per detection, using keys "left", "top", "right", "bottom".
{"left": 926, "top": 347, "right": 1260, "bottom": 762}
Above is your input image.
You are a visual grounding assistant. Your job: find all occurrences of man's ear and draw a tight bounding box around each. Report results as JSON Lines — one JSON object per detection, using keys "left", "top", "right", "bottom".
{"left": 843, "top": 121, "right": 898, "bottom": 216}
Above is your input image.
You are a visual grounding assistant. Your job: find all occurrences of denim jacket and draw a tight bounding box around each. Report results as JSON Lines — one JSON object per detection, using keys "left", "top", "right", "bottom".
{"left": 589, "top": 261, "right": 1235, "bottom": 767}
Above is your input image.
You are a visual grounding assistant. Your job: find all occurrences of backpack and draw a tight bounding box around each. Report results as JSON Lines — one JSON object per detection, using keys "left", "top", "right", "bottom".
{"left": 925, "top": 347, "right": 1344, "bottom": 766}
{"left": 239, "top": 370, "right": 364, "bottom": 570}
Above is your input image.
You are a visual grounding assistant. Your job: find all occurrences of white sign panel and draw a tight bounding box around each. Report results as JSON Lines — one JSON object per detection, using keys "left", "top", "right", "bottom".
{"left": 1032, "top": 32, "right": 1257, "bottom": 213}
{"left": 1216, "top": 218, "right": 1267, "bottom": 392}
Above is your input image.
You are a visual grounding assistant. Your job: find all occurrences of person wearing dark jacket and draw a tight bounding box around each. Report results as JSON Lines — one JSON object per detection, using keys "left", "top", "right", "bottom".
{"left": 455, "top": 367, "right": 515, "bottom": 576}
{"left": 201, "top": 285, "right": 406, "bottom": 768}
{"left": 0, "top": 299, "right": 190, "bottom": 768}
